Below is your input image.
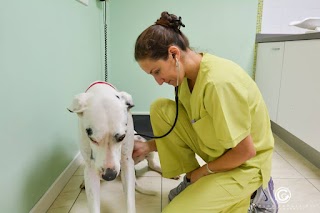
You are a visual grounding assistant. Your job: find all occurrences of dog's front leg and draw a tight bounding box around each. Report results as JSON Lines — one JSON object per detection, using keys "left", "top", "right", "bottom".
{"left": 146, "top": 152, "right": 162, "bottom": 174}
{"left": 121, "top": 157, "right": 136, "bottom": 213}
{"left": 84, "top": 166, "right": 100, "bottom": 213}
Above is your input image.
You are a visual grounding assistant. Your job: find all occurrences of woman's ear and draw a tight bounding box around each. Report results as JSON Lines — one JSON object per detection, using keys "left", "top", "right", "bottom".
{"left": 168, "top": 46, "right": 180, "bottom": 60}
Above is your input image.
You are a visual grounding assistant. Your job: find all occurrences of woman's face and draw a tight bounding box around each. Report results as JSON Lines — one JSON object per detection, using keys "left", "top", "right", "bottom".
{"left": 138, "top": 57, "right": 181, "bottom": 87}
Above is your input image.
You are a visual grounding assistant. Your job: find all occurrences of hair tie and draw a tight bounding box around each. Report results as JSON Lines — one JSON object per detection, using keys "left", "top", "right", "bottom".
{"left": 175, "top": 16, "right": 185, "bottom": 29}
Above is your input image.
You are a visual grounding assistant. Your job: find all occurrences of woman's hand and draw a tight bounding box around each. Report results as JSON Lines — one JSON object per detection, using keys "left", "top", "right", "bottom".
{"left": 132, "top": 139, "right": 157, "bottom": 164}
{"left": 189, "top": 166, "right": 207, "bottom": 183}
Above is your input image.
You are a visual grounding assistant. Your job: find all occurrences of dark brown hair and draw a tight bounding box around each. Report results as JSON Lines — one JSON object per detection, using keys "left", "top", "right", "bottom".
{"left": 134, "top": 11, "right": 190, "bottom": 61}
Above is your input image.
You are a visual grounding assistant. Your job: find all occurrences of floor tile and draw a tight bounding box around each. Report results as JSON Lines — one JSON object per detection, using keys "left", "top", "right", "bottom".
{"left": 271, "top": 152, "right": 304, "bottom": 178}
{"left": 273, "top": 178, "right": 320, "bottom": 212}
{"left": 73, "top": 164, "right": 84, "bottom": 176}
{"left": 69, "top": 191, "right": 88, "bottom": 213}
{"left": 161, "top": 176, "right": 183, "bottom": 211}
{"left": 196, "top": 154, "right": 206, "bottom": 166}
{"left": 60, "top": 176, "right": 83, "bottom": 193}
{"left": 49, "top": 133, "right": 320, "bottom": 212}
{"left": 46, "top": 206, "right": 72, "bottom": 213}
{"left": 48, "top": 176, "right": 83, "bottom": 210}
{"left": 287, "top": 156, "right": 320, "bottom": 179}
{"left": 274, "top": 134, "right": 320, "bottom": 178}
{"left": 273, "top": 134, "right": 295, "bottom": 154}
{"left": 70, "top": 176, "right": 162, "bottom": 213}
{"left": 308, "top": 178, "right": 320, "bottom": 191}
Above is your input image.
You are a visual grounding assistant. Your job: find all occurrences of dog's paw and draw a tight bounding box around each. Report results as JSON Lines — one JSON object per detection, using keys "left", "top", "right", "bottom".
{"left": 170, "top": 175, "right": 180, "bottom": 180}
{"left": 133, "top": 134, "right": 147, "bottom": 143}
{"left": 79, "top": 180, "right": 85, "bottom": 190}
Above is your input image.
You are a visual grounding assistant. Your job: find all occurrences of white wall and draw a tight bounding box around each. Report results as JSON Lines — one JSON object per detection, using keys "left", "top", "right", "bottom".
{"left": 262, "top": 0, "right": 320, "bottom": 34}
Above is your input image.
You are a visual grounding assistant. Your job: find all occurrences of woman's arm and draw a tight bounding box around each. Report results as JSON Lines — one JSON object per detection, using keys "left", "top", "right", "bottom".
{"left": 190, "top": 134, "right": 256, "bottom": 182}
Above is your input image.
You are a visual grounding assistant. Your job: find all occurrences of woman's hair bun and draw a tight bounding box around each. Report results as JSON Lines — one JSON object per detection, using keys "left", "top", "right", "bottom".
{"left": 155, "top": 11, "right": 185, "bottom": 32}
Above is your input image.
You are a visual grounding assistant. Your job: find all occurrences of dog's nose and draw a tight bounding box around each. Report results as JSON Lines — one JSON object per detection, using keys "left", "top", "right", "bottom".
{"left": 102, "top": 168, "right": 117, "bottom": 181}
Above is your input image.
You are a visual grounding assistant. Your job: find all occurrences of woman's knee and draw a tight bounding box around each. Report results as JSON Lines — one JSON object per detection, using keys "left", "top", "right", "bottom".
{"left": 150, "top": 98, "right": 175, "bottom": 117}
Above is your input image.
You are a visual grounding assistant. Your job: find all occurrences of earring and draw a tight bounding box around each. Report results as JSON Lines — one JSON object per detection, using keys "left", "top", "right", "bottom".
{"left": 175, "top": 59, "right": 179, "bottom": 67}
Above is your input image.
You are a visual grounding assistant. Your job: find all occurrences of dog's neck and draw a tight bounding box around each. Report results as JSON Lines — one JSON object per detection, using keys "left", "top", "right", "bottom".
{"left": 85, "top": 81, "right": 116, "bottom": 92}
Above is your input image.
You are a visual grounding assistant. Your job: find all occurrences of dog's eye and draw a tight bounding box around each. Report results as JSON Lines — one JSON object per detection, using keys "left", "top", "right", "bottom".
{"left": 86, "top": 128, "right": 93, "bottom": 136}
{"left": 115, "top": 95, "right": 120, "bottom": 99}
{"left": 115, "top": 133, "right": 125, "bottom": 142}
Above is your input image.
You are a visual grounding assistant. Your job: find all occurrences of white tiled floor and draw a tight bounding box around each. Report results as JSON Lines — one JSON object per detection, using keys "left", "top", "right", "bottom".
{"left": 47, "top": 134, "right": 320, "bottom": 212}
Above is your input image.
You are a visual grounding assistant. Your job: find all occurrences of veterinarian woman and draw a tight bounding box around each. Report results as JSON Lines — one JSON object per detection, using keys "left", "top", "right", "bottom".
{"left": 132, "top": 11, "right": 278, "bottom": 213}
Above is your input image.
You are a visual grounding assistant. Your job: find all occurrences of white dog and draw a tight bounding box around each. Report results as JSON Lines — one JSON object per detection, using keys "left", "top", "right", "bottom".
{"left": 68, "top": 81, "right": 156, "bottom": 213}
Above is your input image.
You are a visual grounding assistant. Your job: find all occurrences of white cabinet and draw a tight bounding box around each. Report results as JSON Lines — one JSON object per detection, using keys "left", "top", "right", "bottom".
{"left": 255, "top": 42, "right": 285, "bottom": 122}
{"left": 277, "top": 40, "right": 320, "bottom": 152}
{"left": 255, "top": 39, "right": 320, "bottom": 152}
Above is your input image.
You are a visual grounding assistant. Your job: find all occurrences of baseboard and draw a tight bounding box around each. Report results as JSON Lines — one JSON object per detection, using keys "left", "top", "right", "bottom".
{"left": 132, "top": 111, "right": 150, "bottom": 115}
{"left": 271, "top": 121, "right": 320, "bottom": 169}
{"left": 30, "top": 152, "right": 83, "bottom": 213}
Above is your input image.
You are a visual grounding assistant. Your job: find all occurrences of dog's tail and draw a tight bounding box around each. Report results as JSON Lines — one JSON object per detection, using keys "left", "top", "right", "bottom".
{"left": 135, "top": 182, "right": 157, "bottom": 196}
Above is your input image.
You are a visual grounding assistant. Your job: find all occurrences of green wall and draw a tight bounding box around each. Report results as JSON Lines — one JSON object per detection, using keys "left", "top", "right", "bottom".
{"left": 0, "top": 1, "right": 104, "bottom": 212}
{"left": 108, "top": 0, "right": 259, "bottom": 114}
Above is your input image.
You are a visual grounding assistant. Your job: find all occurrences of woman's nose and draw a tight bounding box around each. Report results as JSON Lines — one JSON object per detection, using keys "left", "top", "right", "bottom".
{"left": 155, "top": 76, "right": 165, "bottom": 85}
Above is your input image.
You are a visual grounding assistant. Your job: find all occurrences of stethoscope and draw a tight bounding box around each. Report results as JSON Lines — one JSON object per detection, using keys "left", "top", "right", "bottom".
{"left": 135, "top": 55, "right": 180, "bottom": 139}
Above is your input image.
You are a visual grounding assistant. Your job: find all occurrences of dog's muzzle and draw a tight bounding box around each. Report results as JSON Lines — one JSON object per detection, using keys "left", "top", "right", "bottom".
{"left": 102, "top": 168, "right": 117, "bottom": 181}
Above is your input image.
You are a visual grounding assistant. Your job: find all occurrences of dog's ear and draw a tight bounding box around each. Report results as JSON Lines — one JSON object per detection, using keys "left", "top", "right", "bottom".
{"left": 67, "top": 93, "right": 91, "bottom": 114}
{"left": 119, "top": 91, "right": 134, "bottom": 109}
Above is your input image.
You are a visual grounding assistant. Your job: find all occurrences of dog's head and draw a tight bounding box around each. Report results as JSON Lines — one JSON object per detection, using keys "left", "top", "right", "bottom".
{"left": 68, "top": 84, "right": 134, "bottom": 181}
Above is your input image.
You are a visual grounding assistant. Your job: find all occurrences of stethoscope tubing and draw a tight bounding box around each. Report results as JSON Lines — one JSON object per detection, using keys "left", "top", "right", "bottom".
{"left": 134, "top": 86, "right": 179, "bottom": 139}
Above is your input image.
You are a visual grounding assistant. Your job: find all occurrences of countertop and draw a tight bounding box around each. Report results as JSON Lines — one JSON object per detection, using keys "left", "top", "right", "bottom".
{"left": 256, "top": 32, "right": 320, "bottom": 43}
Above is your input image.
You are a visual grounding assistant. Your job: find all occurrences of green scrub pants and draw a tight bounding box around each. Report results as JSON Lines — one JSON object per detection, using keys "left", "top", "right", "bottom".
{"left": 150, "top": 98, "right": 262, "bottom": 213}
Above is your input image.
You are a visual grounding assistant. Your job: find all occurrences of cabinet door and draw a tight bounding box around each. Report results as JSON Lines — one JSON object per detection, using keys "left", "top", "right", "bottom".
{"left": 277, "top": 40, "right": 320, "bottom": 152}
{"left": 255, "top": 42, "right": 285, "bottom": 122}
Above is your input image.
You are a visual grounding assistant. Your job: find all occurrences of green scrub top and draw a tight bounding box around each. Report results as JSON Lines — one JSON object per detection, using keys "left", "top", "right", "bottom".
{"left": 179, "top": 53, "right": 274, "bottom": 188}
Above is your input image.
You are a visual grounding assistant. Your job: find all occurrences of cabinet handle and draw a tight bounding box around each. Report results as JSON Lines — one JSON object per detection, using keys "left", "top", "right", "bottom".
{"left": 272, "top": 47, "right": 280, "bottom": 50}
